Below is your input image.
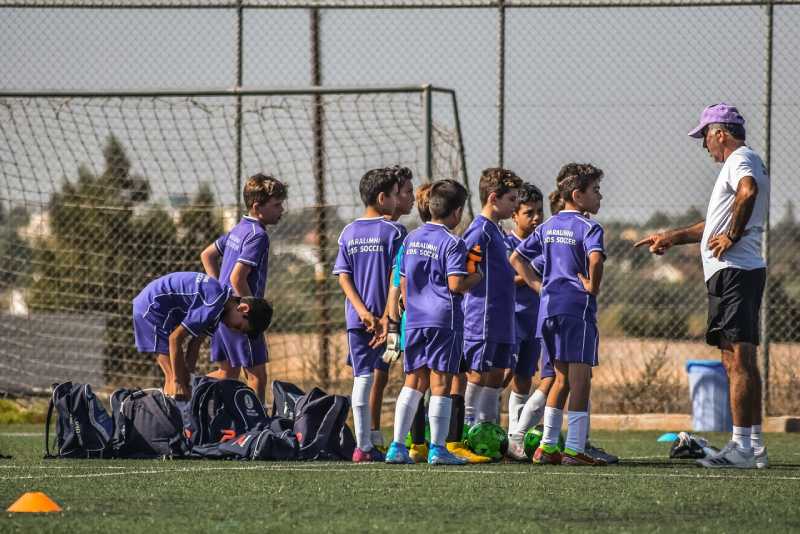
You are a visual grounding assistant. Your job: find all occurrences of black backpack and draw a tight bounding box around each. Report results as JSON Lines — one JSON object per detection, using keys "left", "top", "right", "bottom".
{"left": 110, "top": 388, "right": 190, "bottom": 459}
{"left": 192, "top": 418, "right": 298, "bottom": 461}
{"left": 294, "top": 387, "right": 356, "bottom": 461}
{"left": 44, "top": 382, "right": 114, "bottom": 459}
{"left": 187, "top": 377, "right": 268, "bottom": 447}
{"left": 271, "top": 380, "right": 306, "bottom": 420}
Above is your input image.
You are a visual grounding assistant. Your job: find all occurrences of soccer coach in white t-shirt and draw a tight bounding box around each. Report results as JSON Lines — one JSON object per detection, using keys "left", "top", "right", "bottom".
{"left": 635, "top": 104, "right": 770, "bottom": 469}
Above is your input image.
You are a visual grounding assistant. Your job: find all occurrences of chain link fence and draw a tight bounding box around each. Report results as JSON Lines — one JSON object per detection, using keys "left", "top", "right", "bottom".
{"left": 1, "top": 0, "right": 798, "bottom": 415}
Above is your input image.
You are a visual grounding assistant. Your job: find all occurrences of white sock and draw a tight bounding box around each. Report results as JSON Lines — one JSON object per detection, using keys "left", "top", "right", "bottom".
{"left": 476, "top": 386, "right": 500, "bottom": 423}
{"left": 565, "top": 411, "right": 589, "bottom": 454}
{"left": 508, "top": 392, "right": 529, "bottom": 434}
{"left": 464, "top": 382, "right": 482, "bottom": 426}
{"left": 428, "top": 395, "right": 452, "bottom": 448}
{"left": 351, "top": 375, "right": 374, "bottom": 451}
{"left": 393, "top": 387, "right": 423, "bottom": 444}
{"left": 511, "top": 389, "right": 546, "bottom": 439}
{"left": 732, "top": 426, "right": 752, "bottom": 452}
{"left": 541, "top": 407, "right": 563, "bottom": 447}
{"left": 371, "top": 429, "right": 385, "bottom": 448}
{"left": 751, "top": 424, "right": 763, "bottom": 450}
{"left": 586, "top": 399, "right": 592, "bottom": 444}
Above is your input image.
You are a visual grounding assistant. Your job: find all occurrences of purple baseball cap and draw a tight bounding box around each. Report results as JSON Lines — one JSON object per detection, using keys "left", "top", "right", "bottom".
{"left": 688, "top": 103, "right": 746, "bottom": 138}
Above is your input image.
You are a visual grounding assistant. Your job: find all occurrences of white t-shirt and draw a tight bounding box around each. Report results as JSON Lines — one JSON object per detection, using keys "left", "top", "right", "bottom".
{"left": 700, "top": 145, "right": 770, "bottom": 281}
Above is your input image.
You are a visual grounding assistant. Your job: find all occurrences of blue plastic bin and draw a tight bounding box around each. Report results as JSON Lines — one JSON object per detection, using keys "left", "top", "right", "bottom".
{"left": 686, "top": 360, "right": 733, "bottom": 432}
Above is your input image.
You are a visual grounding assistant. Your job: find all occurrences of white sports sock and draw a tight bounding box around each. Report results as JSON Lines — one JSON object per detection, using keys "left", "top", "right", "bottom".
{"left": 508, "top": 391, "right": 529, "bottom": 436}
{"left": 477, "top": 386, "right": 501, "bottom": 423}
{"left": 428, "top": 395, "right": 453, "bottom": 447}
{"left": 751, "top": 424, "right": 763, "bottom": 449}
{"left": 586, "top": 399, "right": 592, "bottom": 443}
{"left": 565, "top": 411, "right": 589, "bottom": 454}
{"left": 732, "top": 425, "right": 752, "bottom": 452}
{"left": 393, "top": 387, "right": 423, "bottom": 444}
{"left": 511, "top": 389, "right": 546, "bottom": 438}
{"left": 464, "top": 382, "right": 482, "bottom": 426}
{"left": 541, "top": 407, "right": 563, "bottom": 447}
{"left": 371, "top": 429, "right": 385, "bottom": 448}
{"left": 351, "top": 375, "right": 374, "bottom": 451}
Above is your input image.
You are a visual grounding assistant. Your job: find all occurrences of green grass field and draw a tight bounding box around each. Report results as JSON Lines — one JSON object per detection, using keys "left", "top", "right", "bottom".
{"left": 1, "top": 424, "right": 799, "bottom": 533}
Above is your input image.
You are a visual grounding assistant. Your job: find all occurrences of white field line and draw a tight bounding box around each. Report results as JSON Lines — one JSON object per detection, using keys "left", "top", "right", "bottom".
{"left": 2, "top": 463, "right": 800, "bottom": 482}
{"left": 0, "top": 433, "right": 44, "bottom": 437}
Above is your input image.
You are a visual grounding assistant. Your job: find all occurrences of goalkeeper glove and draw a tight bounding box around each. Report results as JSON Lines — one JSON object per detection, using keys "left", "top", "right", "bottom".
{"left": 382, "top": 319, "right": 401, "bottom": 364}
{"left": 466, "top": 244, "right": 483, "bottom": 274}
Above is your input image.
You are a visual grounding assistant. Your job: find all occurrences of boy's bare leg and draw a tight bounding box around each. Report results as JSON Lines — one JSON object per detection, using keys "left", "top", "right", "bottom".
{"left": 156, "top": 354, "right": 174, "bottom": 395}
{"left": 207, "top": 360, "right": 240, "bottom": 380}
{"left": 244, "top": 363, "right": 268, "bottom": 405}
{"left": 541, "top": 362, "right": 569, "bottom": 449}
{"left": 564, "top": 362, "right": 592, "bottom": 454}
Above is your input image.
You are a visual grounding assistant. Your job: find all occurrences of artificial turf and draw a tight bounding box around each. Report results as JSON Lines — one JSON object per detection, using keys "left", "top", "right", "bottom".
{"left": 1, "top": 425, "right": 799, "bottom": 533}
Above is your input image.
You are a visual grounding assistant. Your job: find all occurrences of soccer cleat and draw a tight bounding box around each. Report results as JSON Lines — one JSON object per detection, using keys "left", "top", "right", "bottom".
{"left": 505, "top": 437, "right": 528, "bottom": 461}
{"left": 384, "top": 441, "right": 414, "bottom": 464}
{"left": 585, "top": 441, "right": 619, "bottom": 464}
{"left": 352, "top": 446, "right": 386, "bottom": 463}
{"left": 561, "top": 448, "right": 607, "bottom": 466}
{"left": 532, "top": 445, "right": 562, "bottom": 465}
{"left": 446, "top": 441, "right": 492, "bottom": 464}
{"left": 754, "top": 446, "right": 769, "bottom": 469}
{"left": 696, "top": 442, "right": 756, "bottom": 469}
{"left": 428, "top": 444, "right": 468, "bottom": 465}
{"left": 371, "top": 430, "right": 386, "bottom": 453}
{"left": 409, "top": 443, "right": 429, "bottom": 464}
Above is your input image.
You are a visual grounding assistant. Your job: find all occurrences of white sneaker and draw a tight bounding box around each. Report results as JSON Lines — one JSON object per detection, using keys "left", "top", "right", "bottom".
{"left": 754, "top": 446, "right": 769, "bottom": 469}
{"left": 697, "top": 441, "right": 756, "bottom": 469}
{"left": 506, "top": 437, "right": 528, "bottom": 461}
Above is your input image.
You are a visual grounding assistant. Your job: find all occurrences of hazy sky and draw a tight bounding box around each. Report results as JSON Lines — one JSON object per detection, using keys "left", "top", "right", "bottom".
{"left": 1, "top": 5, "right": 798, "bottom": 223}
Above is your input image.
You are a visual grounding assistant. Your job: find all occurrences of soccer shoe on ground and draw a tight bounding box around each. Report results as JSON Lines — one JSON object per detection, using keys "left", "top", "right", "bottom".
{"left": 585, "top": 441, "right": 618, "bottom": 464}
{"left": 409, "top": 443, "right": 429, "bottom": 464}
{"left": 696, "top": 442, "right": 756, "bottom": 469}
{"left": 428, "top": 444, "right": 468, "bottom": 465}
{"left": 532, "top": 445, "right": 562, "bottom": 465}
{"left": 352, "top": 446, "right": 386, "bottom": 463}
{"left": 754, "top": 446, "right": 769, "bottom": 469}
{"left": 561, "top": 448, "right": 607, "bottom": 466}
{"left": 506, "top": 437, "right": 528, "bottom": 461}
{"left": 447, "top": 441, "right": 492, "bottom": 464}
{"left": 385, "top": 442, "right": 414, "bottom": 464}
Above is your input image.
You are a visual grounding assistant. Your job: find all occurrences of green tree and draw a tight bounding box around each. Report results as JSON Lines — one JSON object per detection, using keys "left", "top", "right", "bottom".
{"left": 176, "top": 183, "right": 223, "bottom": 272}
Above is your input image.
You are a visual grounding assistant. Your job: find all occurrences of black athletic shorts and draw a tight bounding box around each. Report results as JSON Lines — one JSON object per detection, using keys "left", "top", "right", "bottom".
{"left": 705, "top": 267, "right": 766, "bottom": 349}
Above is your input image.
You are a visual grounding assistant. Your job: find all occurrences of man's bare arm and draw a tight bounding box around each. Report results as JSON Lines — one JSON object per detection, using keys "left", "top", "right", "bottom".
{"left": 708, "top": 176, "right": 758, "bottom": 259}
{"left": 633, "top": 220, "right": 705, "bottom": 255}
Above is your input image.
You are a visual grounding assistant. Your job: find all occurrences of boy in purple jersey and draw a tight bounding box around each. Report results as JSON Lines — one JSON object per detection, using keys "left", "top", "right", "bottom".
{"left": 333, "top": 167, "right": 405, "bottom": 462}
{"left": 386, "top": 179, "right": 482, "bottom": 465}
{"left": 502, "top": 183, "right": 557, "bottom": 460}
{"left": 369, "top": 165, "right": 414, "bottom": 451}
{"left": 132, "top": 272, "right": 272, "bottom": 401}
{"left": 510, "top": 163, "right": 606, "bottom": 466}
{"left": 461, "top": 168, "right": 523, "bottom": 429}
{"left": 200, "top": 174, "right": 287, "bottom": 404}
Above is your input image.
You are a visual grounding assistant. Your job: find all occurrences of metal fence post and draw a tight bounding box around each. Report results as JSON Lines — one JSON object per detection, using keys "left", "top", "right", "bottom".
{"left": 423, "top": 83, "right": 433, "bottom": 181}
{"left": 235, "top": 0, "right": 244, "bottom": 214}
{"left": 760, "top": 0, "right": 774, "bottom": 417}
{"left": 310, "top": 7, "right": 331, "bottom": 389}
{"left": 496, "top": 0, "right": 506, "bottom": 168}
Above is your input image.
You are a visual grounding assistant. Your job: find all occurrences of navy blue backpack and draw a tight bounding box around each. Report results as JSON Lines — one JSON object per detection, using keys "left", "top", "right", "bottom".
{"left": 44, "top": 381, "right": 114, "bottom": 459}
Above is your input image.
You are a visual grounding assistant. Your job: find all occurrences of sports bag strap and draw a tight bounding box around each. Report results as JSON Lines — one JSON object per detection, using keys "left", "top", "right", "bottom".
{"left": 43, "top": 385, "right": 57, "bottom": 459}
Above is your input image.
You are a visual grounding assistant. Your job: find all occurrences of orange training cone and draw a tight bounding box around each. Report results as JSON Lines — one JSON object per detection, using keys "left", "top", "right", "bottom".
{"left": 7, "top": 492, "right": 62, "bottom": 513}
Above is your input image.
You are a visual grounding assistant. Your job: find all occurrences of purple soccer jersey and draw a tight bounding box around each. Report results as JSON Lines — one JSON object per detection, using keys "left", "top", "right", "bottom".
{"left": 462, "top": 216, "right": 516, "bottom": 343}
{"left": 401, "top": 222, "right": 468, "bottom": 331}
{"left": 515, "top": 210, "right": 605, "bottom": 327}
{"left": 332, "top": 217, "right": 406, "bottom": 330}
{"left": 215, "top": 215, "right": 270, "bottom": 297}
{"left": 506, "top": 231, "right": 542, "bottom": 340}
{"left": 132, "top": 272, "right": 231, "bottom": 348}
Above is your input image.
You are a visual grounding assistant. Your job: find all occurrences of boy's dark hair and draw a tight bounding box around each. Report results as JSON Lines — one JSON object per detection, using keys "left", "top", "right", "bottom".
{"left": 238, "top": 297, "right": 273, "bottom": 336}
{"left": 243, "top": 173, "right": 288, "bottom": 209}
{"left": 705, "top": 122, "right": 746, "bottom": 141}
{"left": 415, "top": 182, "right": 433, "bottom": 222}
{"left": 359, "top": 167, "right": 400, "bottom": 207}
{"left": 548, "top": 190, "right": 565, "bottom": 215}
{"left": 478, "top": 168, "right": 523, "bottom": 205}
{"left": 557, "top": 163, "right": 603, "bottom": 203}
{"left": 516, "top": 183, "right": 544, "bottom": 209}
{"left": 389, "top": 165, "right": 413, "bottom": 187}
{"left": 428, "top": 179, "right": 468, "bottom": 220}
